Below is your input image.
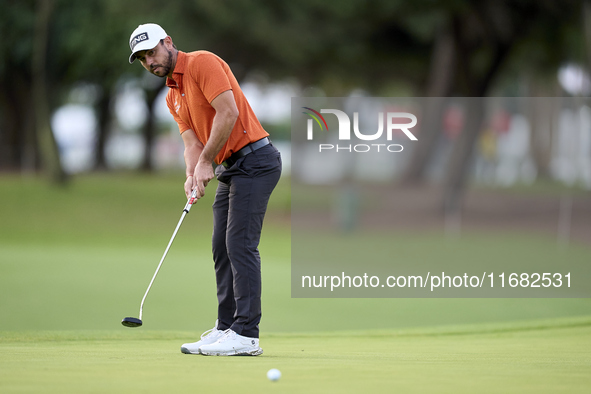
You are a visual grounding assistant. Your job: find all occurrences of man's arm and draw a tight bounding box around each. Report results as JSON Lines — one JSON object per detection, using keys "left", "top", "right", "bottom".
{"left": 181, "top": 129, "right": 204, "bottom": 198}
{"left": 192, "top": 89, "right": 239, "bottom": 199}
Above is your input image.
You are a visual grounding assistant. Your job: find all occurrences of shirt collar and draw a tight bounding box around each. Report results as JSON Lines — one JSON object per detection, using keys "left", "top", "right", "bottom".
{"left": 166, "top": 51, "right": 187, "bottom": 88}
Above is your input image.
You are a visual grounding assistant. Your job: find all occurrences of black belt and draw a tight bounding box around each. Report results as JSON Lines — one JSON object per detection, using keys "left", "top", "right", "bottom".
{"left": 222, "top": 137, "right": 270, "bottom": 168}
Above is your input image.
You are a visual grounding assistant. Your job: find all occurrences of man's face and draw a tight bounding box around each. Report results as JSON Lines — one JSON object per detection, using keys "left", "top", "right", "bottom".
{"left": 135, "top": 40, "right": 173, "bottom": 77}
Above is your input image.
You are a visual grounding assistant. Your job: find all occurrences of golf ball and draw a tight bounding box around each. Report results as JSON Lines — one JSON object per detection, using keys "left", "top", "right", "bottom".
{"left": 267, "top": 368, "right": 281, "bottom": 381}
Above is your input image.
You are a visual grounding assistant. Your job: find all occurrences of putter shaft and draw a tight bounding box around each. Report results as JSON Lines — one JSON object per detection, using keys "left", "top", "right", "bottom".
{"left": 138, "top": 190, "right": 198, "bottom": 321}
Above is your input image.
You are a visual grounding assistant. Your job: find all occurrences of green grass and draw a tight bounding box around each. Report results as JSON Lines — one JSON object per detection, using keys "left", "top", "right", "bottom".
{"left": 1, "top": 321, "right": 590, "bottom": 393}
{"left": 1, "top": 174, "right": 590, "bottom": 393}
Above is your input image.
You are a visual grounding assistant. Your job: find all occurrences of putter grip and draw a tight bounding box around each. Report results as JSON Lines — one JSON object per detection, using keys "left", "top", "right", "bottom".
{"left": 184, "top": 189, "right": 198, "bottom": 212}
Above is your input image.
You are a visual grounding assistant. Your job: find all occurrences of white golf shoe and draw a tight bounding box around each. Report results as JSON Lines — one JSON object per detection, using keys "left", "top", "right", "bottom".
{"left": 199, "top": 329, "right": 263, "bottom": 356}
{"left": 180, "top": 320, "right": 225, "bottom": 355}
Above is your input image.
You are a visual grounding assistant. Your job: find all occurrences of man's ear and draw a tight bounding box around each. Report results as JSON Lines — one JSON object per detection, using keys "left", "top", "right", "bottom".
{"left": 163, "top": 36, "right": 175, "bottom": 50}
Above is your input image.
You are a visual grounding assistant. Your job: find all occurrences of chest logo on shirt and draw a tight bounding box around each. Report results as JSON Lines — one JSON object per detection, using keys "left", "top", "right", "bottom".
{"left": 174, "top": 99, "right": 181, "bottom": 114}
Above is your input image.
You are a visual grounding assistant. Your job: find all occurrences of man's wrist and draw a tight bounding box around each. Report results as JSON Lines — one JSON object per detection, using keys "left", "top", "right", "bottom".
{"left": 197, "top": 158, "right": 212, "bottom": 167}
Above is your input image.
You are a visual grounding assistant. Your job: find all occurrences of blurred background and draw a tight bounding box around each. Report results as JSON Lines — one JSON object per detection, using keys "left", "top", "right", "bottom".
{"left": 2, "top": 0, "right": 591, "bottom": 186}
{"left": 1, "top": 0, "right": 590, "bottom": 330}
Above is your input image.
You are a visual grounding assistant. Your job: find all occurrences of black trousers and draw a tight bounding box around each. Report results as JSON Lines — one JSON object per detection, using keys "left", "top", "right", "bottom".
{"left": 212, "top": 144, "right": 281, "bottom": 338}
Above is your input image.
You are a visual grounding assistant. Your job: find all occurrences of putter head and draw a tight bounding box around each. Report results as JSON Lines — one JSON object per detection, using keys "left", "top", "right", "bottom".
{"left": 121, "top": 317, "right": 143, "bottom": 328}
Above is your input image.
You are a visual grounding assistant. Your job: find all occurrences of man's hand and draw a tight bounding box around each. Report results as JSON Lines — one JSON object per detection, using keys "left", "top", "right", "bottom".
{"left": 184, "top": 175, "right": 194, "bottom": 199}
{"left": 192, "top": 160, "right": 215, "bottom": 199}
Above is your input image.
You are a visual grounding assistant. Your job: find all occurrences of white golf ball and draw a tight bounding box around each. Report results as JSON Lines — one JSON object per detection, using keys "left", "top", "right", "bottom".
{"left": 267, "top": 368, "right": 281, "bottom": 381}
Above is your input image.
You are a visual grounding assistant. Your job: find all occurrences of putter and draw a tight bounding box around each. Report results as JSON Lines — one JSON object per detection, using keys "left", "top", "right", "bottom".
{"left": 122, "top": 189, "right": 198, "bottom": 328}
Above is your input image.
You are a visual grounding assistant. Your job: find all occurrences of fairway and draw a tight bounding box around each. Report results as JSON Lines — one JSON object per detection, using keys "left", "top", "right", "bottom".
{"left": 1, "top": 174, "right": 590, "bottom": 392}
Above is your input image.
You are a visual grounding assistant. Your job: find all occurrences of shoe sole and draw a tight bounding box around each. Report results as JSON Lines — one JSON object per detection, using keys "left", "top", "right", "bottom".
{"left": 201, "top": 348, "right": 263, "bottom": 356}
{"left": 180, "top": 346, "right": 201, "bottom": 355}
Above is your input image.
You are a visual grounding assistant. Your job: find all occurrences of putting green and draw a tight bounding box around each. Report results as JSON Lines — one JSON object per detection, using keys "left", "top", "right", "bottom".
{"left": 1, "top": 318, "right": 590, "bottom": 393}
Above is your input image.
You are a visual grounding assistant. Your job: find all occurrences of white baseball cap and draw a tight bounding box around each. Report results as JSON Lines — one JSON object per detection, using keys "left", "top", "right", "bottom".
{"left": 128, "top": 23, "right": 168, "bottom": 64}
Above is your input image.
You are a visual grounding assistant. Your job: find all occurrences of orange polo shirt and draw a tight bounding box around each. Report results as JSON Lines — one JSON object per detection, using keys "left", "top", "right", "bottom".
{"left": 165, "top": 51, "right": 268, "bottom": 164}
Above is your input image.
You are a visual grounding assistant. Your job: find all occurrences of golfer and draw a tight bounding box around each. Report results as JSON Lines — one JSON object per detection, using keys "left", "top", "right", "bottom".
{"left": 128, "top": 23, "right": 281, "bottom": 356}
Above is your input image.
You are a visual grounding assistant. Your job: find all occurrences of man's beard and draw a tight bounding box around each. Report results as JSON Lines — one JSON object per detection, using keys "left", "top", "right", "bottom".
{"left": 151, "top": 49, "right": 172, "bottom": 77}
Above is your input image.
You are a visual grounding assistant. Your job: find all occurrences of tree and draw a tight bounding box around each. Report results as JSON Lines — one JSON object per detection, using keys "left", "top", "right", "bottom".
{"left": 56, "top": 0, "right": 144, "bottom": 170}
{"left": 0, "top": 0, "right": 38, "bottom": 172}
{"left": 386, "top": 0, "right": 585, "bottom": 212}
{"left": 32, "top": 0, "right": 67, "bottom": 183}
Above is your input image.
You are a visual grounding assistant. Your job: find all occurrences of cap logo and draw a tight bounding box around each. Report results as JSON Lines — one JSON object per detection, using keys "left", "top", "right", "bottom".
{"left": 130, "top": 32, "right": 149, "bottom": 50}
